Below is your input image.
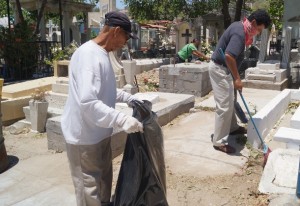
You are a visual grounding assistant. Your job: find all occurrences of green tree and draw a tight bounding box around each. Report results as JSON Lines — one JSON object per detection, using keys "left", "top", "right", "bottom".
{"left": 267, "top": 0, "right": 284, "bottom": 31}
{"left": 0, "top": 1, "right": 12, "bottom": 18}
{"left": 124, "top": 0, "right": 224, "bottom": 21}
{"left": 251, "top": 0, "right": 269, "bottom": 10}
{"left": 124, "top": 0, "right": 250, "bottom": 29}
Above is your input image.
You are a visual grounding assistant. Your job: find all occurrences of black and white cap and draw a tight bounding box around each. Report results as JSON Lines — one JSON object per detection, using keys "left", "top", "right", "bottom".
{"left": 105, "top": 11, "right": 138, "bottom": 39}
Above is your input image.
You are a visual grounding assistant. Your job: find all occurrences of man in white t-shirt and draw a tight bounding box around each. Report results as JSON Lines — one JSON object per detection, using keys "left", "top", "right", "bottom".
{"left": 61, "top": 11, "right": 143, "bottom": 206}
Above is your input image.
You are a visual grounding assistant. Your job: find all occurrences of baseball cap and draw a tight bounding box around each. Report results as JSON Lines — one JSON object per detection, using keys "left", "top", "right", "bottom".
{"left": 104, "top": 11, "right": 138, "bottom": 39}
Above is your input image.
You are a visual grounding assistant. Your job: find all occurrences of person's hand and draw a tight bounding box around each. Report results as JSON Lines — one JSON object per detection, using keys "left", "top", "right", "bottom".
{"left": 120, "top": 115, "right": 143, "bottom": 133}
{"left": 234, "top": 79, "right": 243, "bottom": 91}
{"left": 127, "top": 98, "right": 144, "bottom": 108}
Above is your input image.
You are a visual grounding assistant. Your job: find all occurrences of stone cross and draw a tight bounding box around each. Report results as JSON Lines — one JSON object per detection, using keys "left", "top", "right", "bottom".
{"left": 258, "top": 29, "right": 269, "bottom": 63}
{"left": 47, "top": 20, "right": 54, "bottom": 41}
{"left": 182, "top": 29, "right": 192, "bottom": 44}
{"left": 281, "top": 27, "right": 292, "bottom": 77}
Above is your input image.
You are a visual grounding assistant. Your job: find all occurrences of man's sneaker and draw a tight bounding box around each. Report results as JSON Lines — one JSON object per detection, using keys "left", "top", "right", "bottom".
{"left": 213, "top": 145, "right": 236, "bottom": 153}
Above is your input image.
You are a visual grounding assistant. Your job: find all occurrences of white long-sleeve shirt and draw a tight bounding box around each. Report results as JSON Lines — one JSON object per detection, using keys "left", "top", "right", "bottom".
{"left": 61, "top": 40, "right": 132, "bottom": 145}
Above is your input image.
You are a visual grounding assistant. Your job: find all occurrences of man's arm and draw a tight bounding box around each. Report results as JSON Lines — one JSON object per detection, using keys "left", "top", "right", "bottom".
{"left": 192, "top": 50, "right": 210, "bottom": 61}
{"left": 225, "top": 53, "right": 243, "bottom": 91}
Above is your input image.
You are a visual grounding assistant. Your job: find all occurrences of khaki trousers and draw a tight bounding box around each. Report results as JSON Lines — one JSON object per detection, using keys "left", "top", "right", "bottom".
{"left": 208, "top": 61, "right": 239, "bottom": 146}
{"left": 66, "top": 138, "right": 112, "bottom": 206}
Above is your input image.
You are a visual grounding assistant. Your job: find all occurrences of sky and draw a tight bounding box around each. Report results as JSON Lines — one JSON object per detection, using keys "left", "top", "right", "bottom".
{"left": 116, "top": 0, "right": 125, "bottom": 9}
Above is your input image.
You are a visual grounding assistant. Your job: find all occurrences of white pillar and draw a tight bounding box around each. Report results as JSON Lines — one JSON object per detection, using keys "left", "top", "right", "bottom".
{"left": 258, "top": 29, "right": 269, "bottom": 63}
{"left": 122, "top": 60, "right": 138, "bottom": 94}
{"left": 282, "top": 27, "right": 292, "bottom": 78}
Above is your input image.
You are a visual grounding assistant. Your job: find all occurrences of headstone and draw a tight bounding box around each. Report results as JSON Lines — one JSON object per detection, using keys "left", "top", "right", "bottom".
{"left": 122, "top": 60, "right": 139, "bottom": 94}
{"left": 71, "top": 24, "right": 81, "bottom": 45}
{"left": 258, "top": 29, "right": 269, "bottom": 63}
{"left": 181, "top": 29, "right": 192, "bottom": 44}
{"left": 243, "top": 59, "right": 288, "bottom": 91}
{"left": 129, "top": 20, "right": 141, "bottom": 51}
{"left": 52, "top": 32, "right": 58, "bottom": 42}
{"left": 176, "top": 22, "right": 194, "bottom": 52}
{"left": 47, "top": 20, "right": 54, "bottom": 41}
{"left": 159, "top": 62, "right": 212, "bottom": 97}
{"left": 282, "top": 27, "right": 292, "bottom": 78}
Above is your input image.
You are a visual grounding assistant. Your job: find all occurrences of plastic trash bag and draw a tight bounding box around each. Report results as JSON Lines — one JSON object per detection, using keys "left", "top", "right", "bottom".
{"left": 234, "top": 101, "right": 248, "bottom": 124}
{"left": 113, "top": 100, "right": 168, "bottom": 206}
{"left": 234, "top": 89, "right": 248, "bottom": 124}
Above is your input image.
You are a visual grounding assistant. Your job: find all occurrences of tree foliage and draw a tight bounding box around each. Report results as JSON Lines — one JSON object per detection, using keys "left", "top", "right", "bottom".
{"left": 124, "top": 0, "right": 252, "bottom": 29}
{"left": 251, "top": 0, "right": 268, "bottom": 10}
{"left": 267, "top": 0, "right": 284, "bottom": 32}
{"left": 123, "top": 0, "right": 222, "bottom": 21}
{"left": 0, "top": 1, "right": 11, "bottom": 18}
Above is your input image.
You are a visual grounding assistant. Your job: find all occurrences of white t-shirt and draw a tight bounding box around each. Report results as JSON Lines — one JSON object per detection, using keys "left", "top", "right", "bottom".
{"left": 61, "top": 40, "right": 131, "bottom": 145}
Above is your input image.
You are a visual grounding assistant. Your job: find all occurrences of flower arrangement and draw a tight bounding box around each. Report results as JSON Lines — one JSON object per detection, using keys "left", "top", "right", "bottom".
{"left": 201, "top": 41, "right": 211, "bottom": 55}
{"left": 31, "top": 88, "right": 48, "bottom": 102}
{"left": 143, "top": 77, "right": 159, "bottom": 91}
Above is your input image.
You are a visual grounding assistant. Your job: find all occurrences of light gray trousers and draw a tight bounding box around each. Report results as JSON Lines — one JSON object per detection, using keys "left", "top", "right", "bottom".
{"left": 66, "top": 138, "right": 112, "bottom": 206}
{"left": 208, "top": 61, "right": 239, "bottom": 146}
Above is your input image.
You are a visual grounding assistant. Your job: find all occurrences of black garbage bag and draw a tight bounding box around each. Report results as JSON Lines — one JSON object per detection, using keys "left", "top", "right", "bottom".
{"left": 113, "top": 100, "right": 168, "bottom": 206}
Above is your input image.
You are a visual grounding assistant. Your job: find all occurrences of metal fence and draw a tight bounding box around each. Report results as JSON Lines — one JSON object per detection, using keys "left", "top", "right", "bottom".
{"left": 0, "top": 40, "right": 60, "bottom": 81}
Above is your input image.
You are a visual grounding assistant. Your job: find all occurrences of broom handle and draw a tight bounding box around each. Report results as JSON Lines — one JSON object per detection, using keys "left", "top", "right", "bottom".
{"left": 237, "top": 90, "right": 268, "bottom": 152}
{"left": 218, "top": 48, "right": 268, "bottom": 153}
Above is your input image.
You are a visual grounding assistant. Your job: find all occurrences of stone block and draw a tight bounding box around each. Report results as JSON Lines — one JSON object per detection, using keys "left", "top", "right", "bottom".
{"left": 242, "top": 78, "right": 288, "bottom": 91}
{"left": 46, "top": 116, "right": 66, "bottom": 152}
{"left": 290, "top": 89, "right": 300, "bottom": 100}
{"left": 23, "top": 106, "right": 63, "bottom": 123}
{"left": 245, "top": 67, "right": 259, "bottom": 77}
{"left": 158, "top": 63, "right": 211, "bottom": 96}
{"left": 52, "top": 83, "right": 69, "bottom": 94}
{"left": 46, "top": 115, "right": 128, "bottom": 157}
{"left": 247, "top": 73, "right": 276, "bottom": 82}
{"left": 2, "top": 96, "right": 31, "bottom": 124}
{"left": 53, "top": 60, "right": 69, "bottom": 77}
{"left": 274, "top": 127, "right": 300, "bottom": 149}
{"left": 55, "top": 77, "right": 69, "bottom": 84}
{"left": 275, "top": 69, "right": 287, "bottom": 83}
{"left": 45, "top": 92, "right": 68, "bottom": 110}
{"left": 23, "top": 106, "right": 31, "bottom": 122}
{"left": 132, "top": 92, "right": 160, "bottom": 104}
{"left": 2, "top": 77, "right": 58, "bottom": 99}
{"left": 259, "top": 149, "right": 299, "bottom": 194}
{"left": 179, "top": 72, "right": 202, "bottom": 82}
{"left": 183, "top": 80, "right": 202, "bottom": 91}
{"left": 248, "top": 89, "right": 291, "bottom": 149}
{"left": 257, "top": 62, "right": 280, "bottom": 71}
{"left": 46, "top": 92, "right": 195, "bottom": 156}
{"left": 291, "top": 106, "right": 300, "bottom": 129}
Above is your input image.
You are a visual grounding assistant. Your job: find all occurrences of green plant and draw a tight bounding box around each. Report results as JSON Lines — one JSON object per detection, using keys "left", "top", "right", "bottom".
{"left": 0, "top": 21, "right": 38, "bottom": 80}
{"left": 90, "top": 30, "right": 98, "bottom": 39}
{"left": 45, "top": 40, "right": 79, "bottom": 66}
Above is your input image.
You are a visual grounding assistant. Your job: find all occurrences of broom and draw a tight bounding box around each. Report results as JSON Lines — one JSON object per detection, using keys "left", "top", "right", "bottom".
{"left": 218, "top": 48, "right": 271, "bottom": 166}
